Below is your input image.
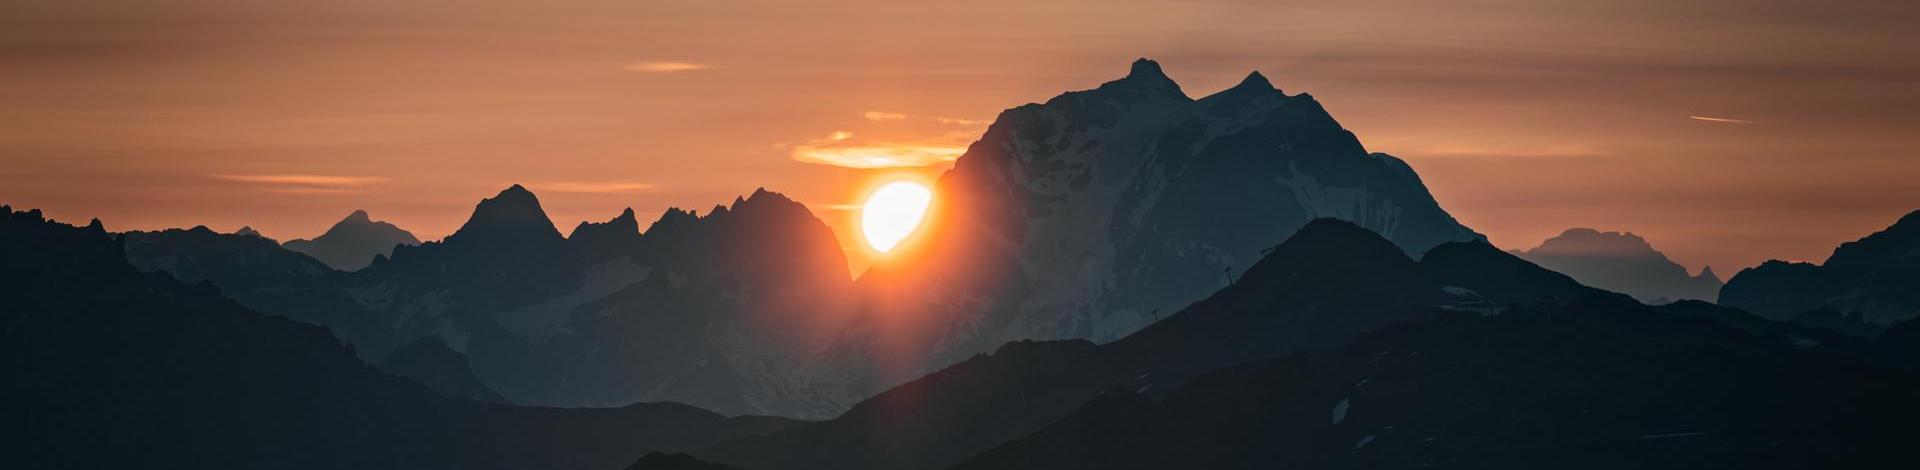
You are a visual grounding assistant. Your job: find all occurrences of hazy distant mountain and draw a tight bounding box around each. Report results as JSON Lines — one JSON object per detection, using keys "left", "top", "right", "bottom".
{"left": 847, "top": 58, "right": 1481, "bottom": 390}
{"left": 691, "top": 219, "right": 1599, "bottom": 470}
{"left": 283, "top": 209, "right": 421, "bottom": 271}
{"left": 1511, "top": 228, "right": 1721, "bottom": 303}
{"left": 1721, "top": 210, "right": 1920, "bottom": 328}
{"left": 1, "top": 206, "right": 801, "bottom": 469}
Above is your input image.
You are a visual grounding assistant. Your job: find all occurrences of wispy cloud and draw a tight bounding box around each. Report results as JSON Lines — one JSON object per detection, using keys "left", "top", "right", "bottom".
{"left": 211, "top": 173, "right": 389, "bottom": 194}
{"left": 624, "top": 61, "right": 710, "bottom": 73}
{"left": 789, "top": 130, "right": 966, "bottom": 169}
{"left": 212, "top": 174, "right": 389, "bottom": 186}
{"left": 525, "top": 181, "right": 656, "bottom": 194}
{"left": 1419, "top": 143, "right": 1605, "bottom": 159}
{"left": 1689, "top": 115, "right": 1759, "bottom": 124}
{"left": 863, "top": 110, "right": 989, "bottom": 126}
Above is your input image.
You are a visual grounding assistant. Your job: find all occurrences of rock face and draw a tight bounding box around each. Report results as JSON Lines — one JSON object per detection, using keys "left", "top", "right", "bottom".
{"left": 282, "top": 209, "right": 422, "bottom": 271}
{"left": 1721, "top": 210, "right": 1920, "bottom": 327}
{"left": 1512, "top": 228, "right": 1721, "bottom": 303}
{"left": 849, "top": 59, "right": 1481, "bottom": 387}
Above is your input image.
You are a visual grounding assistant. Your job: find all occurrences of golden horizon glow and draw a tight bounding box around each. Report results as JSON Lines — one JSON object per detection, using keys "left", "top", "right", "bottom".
{"left": 860, "top": 181, "right": 933, "bottom": 253}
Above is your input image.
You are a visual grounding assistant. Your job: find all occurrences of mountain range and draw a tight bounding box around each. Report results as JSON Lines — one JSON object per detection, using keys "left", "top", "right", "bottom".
{"left": 113, "top": 60, "right": 1490, "bottom": 418}
{"left": 1511, "top": 228, "right": 1721, "bottom": 303}
{"left": 10, "top": 57, "right": 1920, "bottom": 469}
{"left": 122, "top": 184, "right": 859, "bottom": 417}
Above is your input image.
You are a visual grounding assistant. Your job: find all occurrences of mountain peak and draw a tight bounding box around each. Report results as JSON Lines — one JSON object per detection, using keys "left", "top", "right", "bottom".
{"left": 570, "top": 207, "right": 641, "bottom": 250}
{"left": 1234, "top": 71, "right": 1274, "bottom": 92}
{"left": 1117, "top": 58, "right": 1184, "bottom": 97}
{"left": 345, "top": 209, "right": 371, "bottom": 223}
{"left": 1128, "top": 58, "right": 1165, "bottom": 79}
{"left": 448, "top": 184, "right": 562, "bottom": 245}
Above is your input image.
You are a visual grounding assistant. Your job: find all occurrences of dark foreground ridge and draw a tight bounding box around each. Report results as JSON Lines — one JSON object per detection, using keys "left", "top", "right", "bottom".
{"left": 0, "top": 206, "right": 802, "bottom": 469}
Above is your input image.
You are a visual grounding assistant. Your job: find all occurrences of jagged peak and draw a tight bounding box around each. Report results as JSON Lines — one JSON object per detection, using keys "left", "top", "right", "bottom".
{"left": 1128, "top": 58, "right": 1167, "bottom": 81}
{"left": 1112, "top": 58, "right": 1186, "bottom": 98}
{"left": 1234, "top": 71, "right": 1274, "bottom": 92}
{"left": 448, "top": 184, "right": 561, "bottom": 242}
{"left": 1697, "top": 265, "right": 1719, "bottom": 281}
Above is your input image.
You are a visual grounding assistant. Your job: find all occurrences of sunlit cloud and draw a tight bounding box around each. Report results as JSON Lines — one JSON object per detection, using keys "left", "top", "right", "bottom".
{"left": 816, "top": 203, "right": 866, "bottom": 211}
{"left": 863, "top": 110, "right": 989, "bottom": 126}
{"left": 624, "top": 61, "right": 710, "bottom": 73}
{"left": 793, "top": 144, "right": 966, "bottom": 169}
{"left": 525, "top": 181, "right": 657, "bottom": 194}
{"left": 211, "top": 174, "right": 389, "bottom": 194}
{"left": 1689, "top": 115, "right": 1759, "bottom": 124}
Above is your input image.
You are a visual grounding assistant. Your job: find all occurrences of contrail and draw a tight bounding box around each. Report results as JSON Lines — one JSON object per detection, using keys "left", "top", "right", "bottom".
{"left": 1689, "top": 115, "right": 1758, "bottom": 124}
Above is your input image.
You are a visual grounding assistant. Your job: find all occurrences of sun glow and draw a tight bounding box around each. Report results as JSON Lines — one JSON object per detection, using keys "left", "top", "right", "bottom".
{"left": 860, "top": 181, "right": 934, "bottom": 253}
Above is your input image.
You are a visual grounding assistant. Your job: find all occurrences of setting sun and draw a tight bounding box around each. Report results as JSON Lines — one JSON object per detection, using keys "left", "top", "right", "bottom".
{"left": 860, "top": 181, "right": 934, "bottom": 253}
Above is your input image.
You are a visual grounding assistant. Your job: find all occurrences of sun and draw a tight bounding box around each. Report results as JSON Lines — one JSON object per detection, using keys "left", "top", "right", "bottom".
{"left": 860, "top": 181, "right": 934, "bottom": 253}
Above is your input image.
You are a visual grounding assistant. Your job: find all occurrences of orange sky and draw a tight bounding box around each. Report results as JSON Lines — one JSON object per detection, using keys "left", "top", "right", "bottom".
{"left": 3, "top": 0, "right": 1917, "bottom": 274}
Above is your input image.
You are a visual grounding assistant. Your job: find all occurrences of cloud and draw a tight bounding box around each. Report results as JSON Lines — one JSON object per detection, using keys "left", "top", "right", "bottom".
{"left": 624, "top": 61, "right": 710, "bottom": 73}
{"left": 525, "top": 181, "right": 656, "bottom": 194}
{"left": 1417, "top": 143, "right": 1605, "bottom": 159}
{"left": 1689, "top": 115, "right": 1759, "bottom": 124}
{"left": 211, "top": 174, "right": 390, "bottom": 186}
{"left": 211, "top": 174, "right": 389, "bottom": 194}
{"left": 863, "top": 110, "right": 989, "bottom": 126}
{"left": 793, "top": 144, "right": 966, "bottom": 169}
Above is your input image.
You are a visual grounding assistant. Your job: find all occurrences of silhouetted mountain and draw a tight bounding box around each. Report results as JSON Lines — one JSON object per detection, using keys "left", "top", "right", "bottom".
{"left": 1512, "top": 228, "right": 1721, "bottom": 303}
{"left": 466, "top": 187, "right": 856, "bottom": 417}
{"left": 1721, "top": 210, "right": 1920, "bottom": 329}
{"left": 696, "top": 219, "right": 1605, "bottom": 470}
{"left": 952, "top": 296, "right": 1919, "bottom": 470}
{"left": 845, "top": 58, "right": 1483, "bottom": 396}
{"left": 117, "top": 185, "right": 857, "bottom": 418}
{"left": 447, "top": 184, "right": 565, "bottom": 248}
{"left": 0, "top": 206, "right": 802, "bottom": 469}
{"left": 380, "top": 336, "right": 509, "bottom": 404}
{"left": 283, "top": 209, "right": 421, "bottom": 271}
{"left": 570, "top": 207, "right": 642, "bottom": 258}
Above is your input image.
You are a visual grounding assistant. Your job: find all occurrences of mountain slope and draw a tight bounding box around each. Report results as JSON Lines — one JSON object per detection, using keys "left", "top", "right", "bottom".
{"left": 953, "top": 295, "right": 1918, "bottom": 470}
{"left": 380, "top": 336, "right": 510, "bottom": 403}
{"left": 1513, "top": 228, "right": 1721, "bottom": 303}
{"left": 283, "top": 209, "right": 422, "bottom": 271}
{"left": 697, "top": 219, "right": 1596, "bottom": 470}
{"left": 0, "top": 206, "right": 802, "bottom": 469}
{"left": 1720, "top": 209, "right": 1920, "bottom": 327}
{"left": 847, "top": 59, "right": 1482, "bottom": 392}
